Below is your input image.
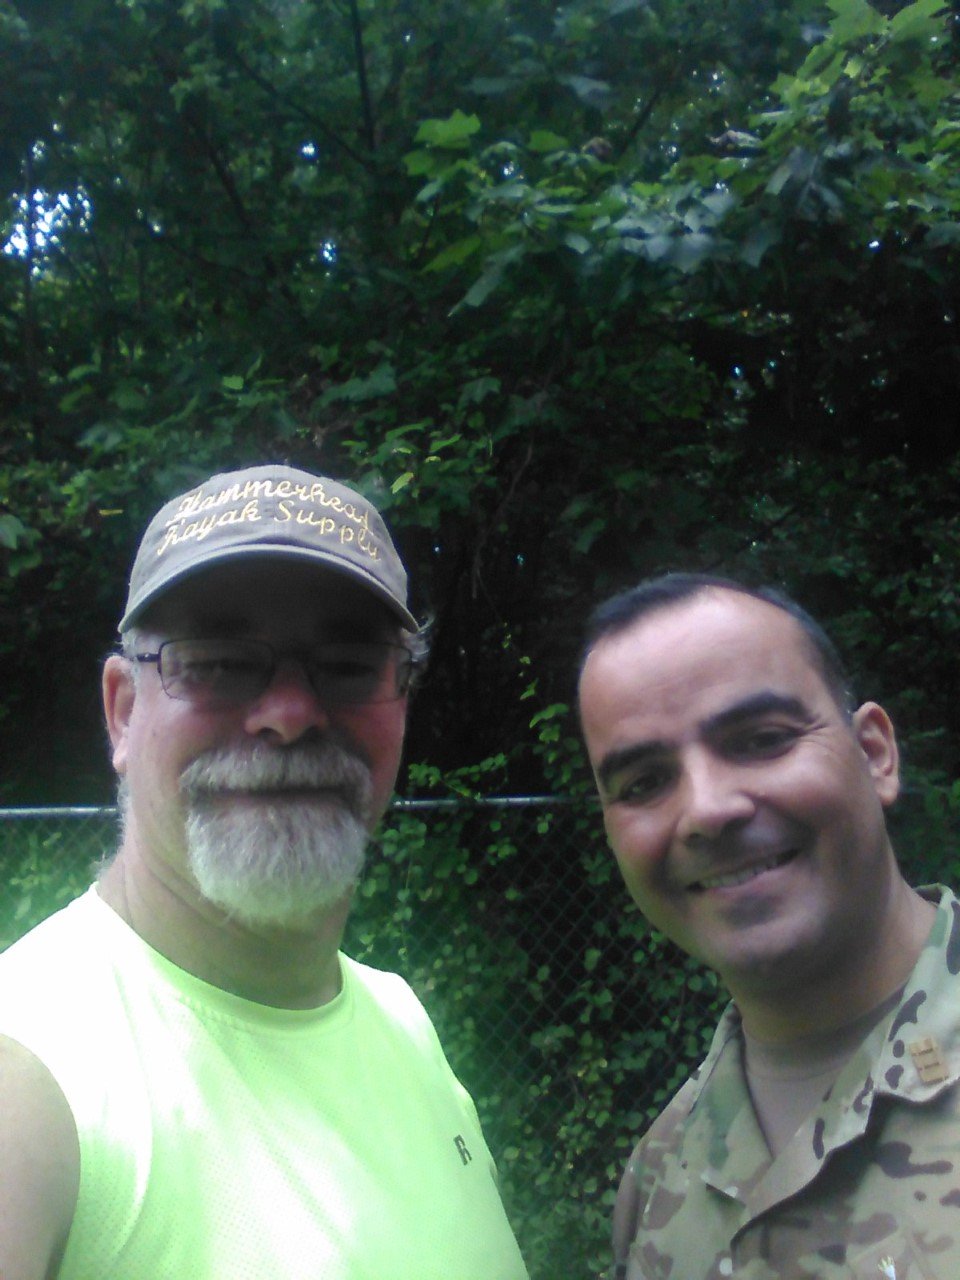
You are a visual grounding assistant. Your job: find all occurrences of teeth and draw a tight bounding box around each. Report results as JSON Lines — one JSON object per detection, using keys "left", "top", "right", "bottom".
{"left": 696, "top": 851, "right": 794, "bottom": 891}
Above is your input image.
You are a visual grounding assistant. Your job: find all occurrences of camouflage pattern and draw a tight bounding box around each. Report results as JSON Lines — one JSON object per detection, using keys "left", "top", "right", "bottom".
{"left": 612, "top": 887, "right": 960, "bottom": 1280}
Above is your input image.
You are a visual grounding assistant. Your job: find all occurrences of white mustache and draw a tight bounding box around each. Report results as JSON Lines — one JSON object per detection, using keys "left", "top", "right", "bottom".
{"left": 180, "top": 742, "right": 372, "bottom": 815}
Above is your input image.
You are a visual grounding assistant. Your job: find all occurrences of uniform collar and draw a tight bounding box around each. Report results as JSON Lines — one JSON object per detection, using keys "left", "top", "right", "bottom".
{"left": 686, "top": 886, "right": 960, "bottom": 1216}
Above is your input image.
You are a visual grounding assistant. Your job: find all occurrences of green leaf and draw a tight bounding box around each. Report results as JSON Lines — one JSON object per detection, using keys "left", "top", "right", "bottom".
{"left": 424, "top": 235, "right": 483, "bottom": 273}
{"left": 0, "top": 513, "right": 28, "bottom": 550}
{"left": 58, "top": 385, "right": 93, "bottom": 412}
{"left": 529, "top": 703, "right": 570, "bottom": 727}
{"left": 272, "top": 408, "right": 300, "bottom": 440}
{"left": 414, "top": 177, "right": 445, "bottom": 204}
{"left": 825, "top": 0, "right": 886, "bottom": 42}
{"left": 739, "top": 223, "right": 780, "bottom": 267}
{"left": 616, "top": 211, "right": 670, "bottom": 237}
{"left": 927, "top": 223, "right": 960, "bottom": 247}
{"left": 671, "top": 233, "right": 713, "bottom": 273}
{"left": 415, "top": 110, "right": 482, "bottom": 149}
{"left": 319, "top": 363, "right": 397, "bottom": 404}
{"left": 527, "top": 130, "right": 569, "bottom": 153}
{"left": 563, "top": 232, "right": 591, "bottom": 254}
{"left": 766, "top": 162, "right": 794, "bottom": 197}
{"left": 402, "top": 149, "right": 442, "bottom": 176}
{"left": 794, "top": 45, "right": 846, "bottom": 87}
{"left": 79, "top": 424, "right": 125, "bottom": 451}
{"left": 457, "top": 377, "right": 500, "bottom": 408}
{"left": 766, "top": 148, "right": 816, "bottom": 198}
{"left": 65, "top": 362, "right": 99, "bottom": 382}
{"left": 113, "top": 384, "right": 145, "bottom": 411}
{"left": 888, "top": 0, "right": 947, "bottom": 43}
{"left": 460, "top": 266, "right": 504, "bottom": 309}
{"left": 222, "top": 375, "right": 244, "bottom": 391}
{"left": 573, "top": 516, "right": 606, "bottom": 552}
{"left": 702, "top": 189, "right": 735, "bottom": 218}
{"left": 559, "top": 74, "right": 612, "bottom": 108}
{"left": 639, "top": 233, "right": 672, "bottom": 261}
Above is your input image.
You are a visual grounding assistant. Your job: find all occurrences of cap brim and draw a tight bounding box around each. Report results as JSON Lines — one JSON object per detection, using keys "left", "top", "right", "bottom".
{"left": 119, "top": 544, "right": 418, "bottom": 633}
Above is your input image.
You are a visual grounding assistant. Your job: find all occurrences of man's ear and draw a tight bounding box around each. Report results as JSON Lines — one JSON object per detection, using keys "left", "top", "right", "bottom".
{"left": 852, "top": 701, "right": 900, "bottom": 808}
{"left": 103, "top": 655, "right": 136, "bottom": 776}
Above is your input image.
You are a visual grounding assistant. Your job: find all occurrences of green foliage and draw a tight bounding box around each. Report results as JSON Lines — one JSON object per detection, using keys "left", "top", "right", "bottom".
{"left": 0, "top": 827, "right": 101, "bottom": 951}
{"left": 2, "top": 0, "right": 959, "bottom": 802}
{"left": 0, "top": 1, "right": 959, "bottom": 1256}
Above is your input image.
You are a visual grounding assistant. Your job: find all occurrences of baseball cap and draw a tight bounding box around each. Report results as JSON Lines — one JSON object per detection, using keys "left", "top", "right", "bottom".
{"left": 119, "top": 464, "right": 417, "bottom": 633}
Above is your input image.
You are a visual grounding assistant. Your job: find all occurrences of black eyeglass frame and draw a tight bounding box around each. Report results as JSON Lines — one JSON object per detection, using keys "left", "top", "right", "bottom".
{"left": 130, "top": 637, "right": 415, "bottom": 709}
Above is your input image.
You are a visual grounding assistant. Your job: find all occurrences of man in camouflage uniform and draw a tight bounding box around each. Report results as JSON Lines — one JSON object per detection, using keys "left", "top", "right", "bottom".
{"left": 578, "top": 572, "right": 960, "bottom": 1280}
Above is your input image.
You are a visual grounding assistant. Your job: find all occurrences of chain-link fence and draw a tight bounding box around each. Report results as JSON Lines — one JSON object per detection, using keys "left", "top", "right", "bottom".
{"left": 3, "top": 794, "right": 955, "bottom": 1275}
{"left": 0, "top": 797, "right": 725, "bottom": 1276}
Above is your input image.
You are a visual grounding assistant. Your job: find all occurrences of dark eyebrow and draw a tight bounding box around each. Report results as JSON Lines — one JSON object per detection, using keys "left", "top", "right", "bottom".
{"left": 596, "top": 742, "right": 668, "bottom": 796}
{"left": 594, "top": 692, "right": 813, "bottom": 795}
{"left": 702, "top": 691, "right": 814, "bottom": 736}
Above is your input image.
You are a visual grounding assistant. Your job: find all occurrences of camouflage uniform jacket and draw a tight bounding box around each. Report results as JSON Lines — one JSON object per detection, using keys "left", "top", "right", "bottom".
{"left": 613, "top": 886, "right": 960, "bottom": 1280}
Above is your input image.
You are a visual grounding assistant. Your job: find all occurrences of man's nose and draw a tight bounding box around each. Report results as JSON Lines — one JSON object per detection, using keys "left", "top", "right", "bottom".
{"left": 242, "top": 658, "right": 332, "bottom": 745}
{"left": 675, "top": 751, "right": 756, "bottom": 844}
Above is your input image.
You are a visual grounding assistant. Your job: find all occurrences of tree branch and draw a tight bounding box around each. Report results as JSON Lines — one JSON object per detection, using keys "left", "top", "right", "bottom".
{"left": 21, "top": 151, "right": 38, "bottom": 416}
{"left": 223, "top": 40, "right": 373, "bottom": 172}
{"left": 148, "top": 45, "right": 304, "bottom": 314}
{"left": 616, "top": 72, "right": 673, "bottom": 159}
{"left": 347, "top": 0, "right": 377, "bottom": 154}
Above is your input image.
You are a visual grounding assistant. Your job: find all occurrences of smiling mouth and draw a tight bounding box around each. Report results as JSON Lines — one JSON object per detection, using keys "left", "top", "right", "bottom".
{"left": 692, "top": 849, "right": 798, "bottom": 892}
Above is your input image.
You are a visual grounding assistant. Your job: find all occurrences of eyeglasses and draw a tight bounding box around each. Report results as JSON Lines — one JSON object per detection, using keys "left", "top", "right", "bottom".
{"left": 132, "top": 638, "right": 414, "bottom": 710}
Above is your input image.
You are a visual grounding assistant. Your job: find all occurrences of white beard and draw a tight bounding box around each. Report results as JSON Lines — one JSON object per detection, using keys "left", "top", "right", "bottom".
{"left": 179, "top": 741, "right": 373, "bottom": 928}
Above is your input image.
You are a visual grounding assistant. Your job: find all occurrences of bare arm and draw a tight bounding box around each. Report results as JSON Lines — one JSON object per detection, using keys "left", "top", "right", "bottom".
{"left": 0, "top": 1036, "right": 79, "bottom": 1280}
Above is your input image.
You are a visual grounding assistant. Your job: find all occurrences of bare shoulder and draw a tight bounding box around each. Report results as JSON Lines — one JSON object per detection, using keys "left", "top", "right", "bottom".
{"left": 0, "top": 1034, "right": 80, "bottom": 1280}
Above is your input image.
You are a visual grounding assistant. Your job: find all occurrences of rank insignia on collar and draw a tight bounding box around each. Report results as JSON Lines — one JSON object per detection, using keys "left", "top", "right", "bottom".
{"left": 908, "top": 1036, "right": 949, "bottom": 1084}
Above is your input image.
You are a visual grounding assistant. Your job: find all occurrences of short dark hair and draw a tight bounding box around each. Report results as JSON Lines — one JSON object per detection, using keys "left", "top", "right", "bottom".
{"left": 579, "top": 572, "right": 855, "bottom": 716}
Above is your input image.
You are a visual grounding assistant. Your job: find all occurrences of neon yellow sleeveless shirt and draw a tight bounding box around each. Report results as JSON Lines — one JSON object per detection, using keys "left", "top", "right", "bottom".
{"left": 0, "top": 888, "right": 529, "bottom": 1279}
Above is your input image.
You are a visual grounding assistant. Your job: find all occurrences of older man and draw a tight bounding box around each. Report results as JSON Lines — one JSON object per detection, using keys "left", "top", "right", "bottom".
{"left": 0, "top": 464, "right": 528, "bottom": 1280}
{"left": 578, "top": 572, "right": 960, "bottom": 1280}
